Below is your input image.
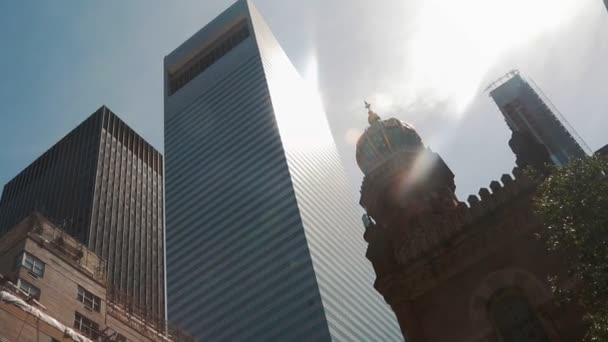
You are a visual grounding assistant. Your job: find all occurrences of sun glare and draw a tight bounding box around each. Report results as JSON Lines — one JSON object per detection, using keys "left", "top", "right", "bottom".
{"left": 303, "top": 52, "right": 320, "bottom": 94}
{"left": 402, "top": 0, "right": 583, "bottom": 115}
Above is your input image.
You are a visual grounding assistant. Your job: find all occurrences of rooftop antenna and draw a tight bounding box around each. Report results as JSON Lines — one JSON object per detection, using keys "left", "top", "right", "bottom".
{"left": 484, "top": 69, "right": 520, "bottom": 93}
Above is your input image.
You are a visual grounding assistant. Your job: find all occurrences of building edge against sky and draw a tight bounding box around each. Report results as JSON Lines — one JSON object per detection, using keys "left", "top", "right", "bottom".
{"left": 164, "top": 0, "right": 401, "bottom": 340}
{"left": 249, "top": 3, "right": 403, "bottom": 339}
{"left": 488, "top": 71, "right": 588, "bottom": 166}
{"left": 0, "top": 105, "right": 166, "bottom": 325}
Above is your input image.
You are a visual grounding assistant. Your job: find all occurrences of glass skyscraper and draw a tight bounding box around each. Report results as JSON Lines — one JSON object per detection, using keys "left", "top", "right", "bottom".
{"left": 163, "top": 0, "right": 401, "bottom": 340}
{"left": 489, "top": 71, "right": 587, "bottom": 166}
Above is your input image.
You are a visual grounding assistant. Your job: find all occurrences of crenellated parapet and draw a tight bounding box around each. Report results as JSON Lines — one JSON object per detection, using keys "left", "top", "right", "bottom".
{"left": 465, "top": 167, "right": 533, "bottom": 214}
{"left": 392, "top": 166, "right": 538, "bottom": 266}
{"left": 357, "top": 107, "right": 586, "bottom": 340}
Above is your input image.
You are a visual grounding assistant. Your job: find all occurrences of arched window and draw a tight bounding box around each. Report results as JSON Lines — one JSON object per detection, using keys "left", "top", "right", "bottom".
{"left": 490, "top": 288, "right": 550, "bottom": 342}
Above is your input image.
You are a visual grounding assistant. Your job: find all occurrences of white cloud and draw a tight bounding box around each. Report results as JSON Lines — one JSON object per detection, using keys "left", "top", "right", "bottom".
{"left": 390, "top": 0, "right": 583, "bottom": 116}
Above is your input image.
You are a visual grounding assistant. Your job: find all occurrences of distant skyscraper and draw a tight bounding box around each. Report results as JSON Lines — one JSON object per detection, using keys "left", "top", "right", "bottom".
{"left": 597, "top": 144, "right": 608, "bottom": 157}
{"left": 163, "top": 0, "right": 401, "bottom": 340}
{"left": 0, "top": 106, "right": 165, "bottom": 322}
{"left": 488, "top": 70, "right": 587, "bottom": 166}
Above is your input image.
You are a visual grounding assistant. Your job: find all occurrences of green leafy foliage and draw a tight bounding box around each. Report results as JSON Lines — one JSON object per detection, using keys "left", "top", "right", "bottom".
{"left": 534, "top": 156, "right": 608, "bottom": 341}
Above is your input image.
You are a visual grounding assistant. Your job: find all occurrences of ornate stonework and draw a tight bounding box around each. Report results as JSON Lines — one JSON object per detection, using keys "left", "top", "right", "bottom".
{"left": 357, "top": 112, "right": 585, "bottom": 341}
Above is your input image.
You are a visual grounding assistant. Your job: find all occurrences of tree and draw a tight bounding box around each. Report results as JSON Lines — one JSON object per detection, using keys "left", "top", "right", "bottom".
{"left": 534, "top": 156, "right": 608, "bottom": 341}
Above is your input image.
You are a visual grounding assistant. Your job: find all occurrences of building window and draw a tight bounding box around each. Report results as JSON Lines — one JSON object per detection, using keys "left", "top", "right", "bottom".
{"left": 490, "top": 288, "right": 550, "bottom": 342}
{"left": 74, "top": 312, "right": 99, "bottom": 338}
{"left": 77, "top": 286, "right": 101, "bottom": 312}
{"left": 15, "top": 252, "right": 45, "bottom": 277}
{"left": 111, "top": 333, "right": 127, "bottom": 342}
{"left": 17, "top": 278, "right": 40, "bottom": 300}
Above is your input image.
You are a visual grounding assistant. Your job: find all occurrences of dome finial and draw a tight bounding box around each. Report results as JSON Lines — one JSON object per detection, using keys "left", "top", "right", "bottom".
{"left": 364, "top": 101, "right": 381, "bottom": 125}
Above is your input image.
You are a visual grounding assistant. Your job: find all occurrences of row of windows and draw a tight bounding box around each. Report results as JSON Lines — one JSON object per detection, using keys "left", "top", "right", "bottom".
{"left": 93, "top": 130, "right": 164, "bottom": 318}
{"left": 15, "top": 251, "right": 102, "bottom": 310}
{"left": 14, "top": 251, "right": 126, "bottom": 340}
{"left": 168, "top": 21, "right": 250, "bottom": 95}
{"left": 100, "top": 115, "right": 163, "bottom": 173}
{"left": 74, "top": 311, "right": 127, "bottom": 341}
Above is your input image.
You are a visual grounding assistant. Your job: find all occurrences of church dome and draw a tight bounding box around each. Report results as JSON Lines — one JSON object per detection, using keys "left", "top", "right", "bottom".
{"left": 356, "top": 106, "right": 423, "bottom": 174}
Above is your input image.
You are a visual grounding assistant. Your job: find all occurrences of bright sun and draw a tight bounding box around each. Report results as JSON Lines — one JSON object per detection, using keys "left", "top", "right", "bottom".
{"left": 403, "top": 0, "right": 584, "bottom": 114}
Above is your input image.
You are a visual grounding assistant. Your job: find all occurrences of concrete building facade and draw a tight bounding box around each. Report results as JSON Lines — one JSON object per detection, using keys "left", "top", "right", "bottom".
{"left": 0, "top": 213, "right": 187, "bottom": 341}
{"left": 163, "top": 0, "right": 401, "bottom": 340}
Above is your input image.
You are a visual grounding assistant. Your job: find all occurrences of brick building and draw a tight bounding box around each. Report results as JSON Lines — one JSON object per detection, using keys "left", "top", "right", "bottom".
{"left": 0, "top": 213, "right": 189, "bottom": 342}
{"left": 355, "top": 107, "right": 586, "bottom": 341}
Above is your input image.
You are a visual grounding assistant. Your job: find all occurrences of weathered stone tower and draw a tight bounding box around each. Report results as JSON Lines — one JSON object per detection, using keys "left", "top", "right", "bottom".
{"left": 356, "top": 106, "right": 585, "bottom": 341}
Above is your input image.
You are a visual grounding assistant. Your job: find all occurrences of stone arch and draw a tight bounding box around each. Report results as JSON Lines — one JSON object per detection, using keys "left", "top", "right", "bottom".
{"left": 468, "top": 268, "right": 555, "bottom": 340}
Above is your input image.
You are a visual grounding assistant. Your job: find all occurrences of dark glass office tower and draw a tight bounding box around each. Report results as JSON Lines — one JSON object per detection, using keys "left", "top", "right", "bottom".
{"left": 489, "top": 70, "right": 587, "bottom": 166}
{"left": 164, "top": 1, "right": 401, "bottom": 340}
{"left": 0, "top": 106, "right": 165, "bottom": 323}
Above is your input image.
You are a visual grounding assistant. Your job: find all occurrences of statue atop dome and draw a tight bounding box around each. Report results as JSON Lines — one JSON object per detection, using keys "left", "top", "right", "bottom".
{"left": 365, "top": 101, "right": 381, "bottom": 125}
{"left": 356, "top": 104, "right": 458, "bottom": 228}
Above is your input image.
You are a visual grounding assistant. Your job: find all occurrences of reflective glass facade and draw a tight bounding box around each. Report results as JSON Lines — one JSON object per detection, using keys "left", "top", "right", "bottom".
{"left": 490, "top": 73, "right": 587, "bottom": 166}
{"left": 0, "top": 106, "right": 165, "bottom": 322}
{"left": 164, "top": 1, "right": 401, "bottom": 340}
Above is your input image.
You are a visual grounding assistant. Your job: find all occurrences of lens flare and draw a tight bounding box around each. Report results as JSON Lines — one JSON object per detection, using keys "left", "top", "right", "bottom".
{"left": 345, "top": 128, "right": 363, "bottom": 145}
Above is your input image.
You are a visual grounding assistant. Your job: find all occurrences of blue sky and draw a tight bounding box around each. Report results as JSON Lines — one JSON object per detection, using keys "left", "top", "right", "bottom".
{"left": 1, "top": 0, "right": 607, "bottom": 200}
